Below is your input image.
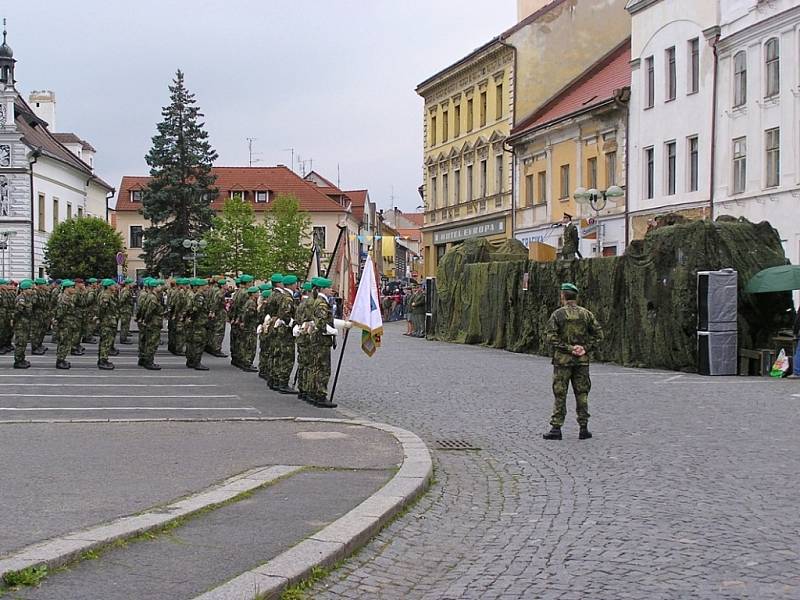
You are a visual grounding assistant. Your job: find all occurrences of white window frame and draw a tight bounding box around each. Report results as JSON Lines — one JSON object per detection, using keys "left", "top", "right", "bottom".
{"left": 255, "top": 190, "right": 268, "bottom": 203}
{"left": 230, "top": 190, "right": 245, "bottom": 201}
{"left": 688, "top": 136, "right": 699, "bottom": 192}
{"left": 764, "top": 38, "right": 779, "bottom": 99}
{"left": 733, "top": 50, "right": 747, "bottom": 107}
{"left": 644, "top": 147, "right": 655, "bottom": 200}
{"left": 765, "top": 128, "right": 780, "bottom": 188}
{"left": 665, "top": 47, "right": 676, "bottom": 101}
{"left": 688, "top": 38, "right": 699, "bottom": 95}
{"left": 732, "top": 137, "right": 746, "bottom": 195}
{"left": 645, "top": 56, "right": 655, "bottom": 109}
{"left": 130, "top": 225, "right": 144, "bottom": 249}
{"left": 665, "top": 141, "right": 677, "bottom": 196}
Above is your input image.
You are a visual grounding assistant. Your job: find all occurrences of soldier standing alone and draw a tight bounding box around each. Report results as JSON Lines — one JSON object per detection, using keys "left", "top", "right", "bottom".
{"left": 559, "top": 214, "right": 582, "bottom": 260}
{"left": 542, "top": 283, "right": 603, "bottom": 441}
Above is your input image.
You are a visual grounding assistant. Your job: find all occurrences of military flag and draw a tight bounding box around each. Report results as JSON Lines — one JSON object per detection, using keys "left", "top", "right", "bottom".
{"left": 349, "top": 254, "right": 383, "bottom": 356}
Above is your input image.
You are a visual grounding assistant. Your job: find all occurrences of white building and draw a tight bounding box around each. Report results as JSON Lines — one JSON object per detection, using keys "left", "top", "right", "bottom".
{"left": 0, "top": 29, "right": 113, "bottom": 280}
{"left": 713, "top": 0, "right": 800, "bottom": 264}
{"left": 626, "top": 0, "right": 719, "bottom": 240}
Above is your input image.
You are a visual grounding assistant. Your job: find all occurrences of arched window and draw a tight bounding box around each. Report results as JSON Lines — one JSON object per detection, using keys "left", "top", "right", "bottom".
{"left": 733, "top": 51, "right": 747, "bottom": 107}
{"left": 765, "top": 38, "right": 779, "bottom": 98}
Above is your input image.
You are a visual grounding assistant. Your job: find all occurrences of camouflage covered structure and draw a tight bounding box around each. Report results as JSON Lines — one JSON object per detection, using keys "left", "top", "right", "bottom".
{"left": 432, "top": 217, "right": 792, "bottom": 371}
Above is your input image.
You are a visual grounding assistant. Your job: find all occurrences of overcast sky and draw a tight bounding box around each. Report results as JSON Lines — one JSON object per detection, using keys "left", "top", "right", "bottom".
{"left": 6, "top": 1, "right": 515, "bottom": 211}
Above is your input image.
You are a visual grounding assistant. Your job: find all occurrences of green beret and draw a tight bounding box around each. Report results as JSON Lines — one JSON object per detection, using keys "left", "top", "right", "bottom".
{"left": 261, "top": 289, "right": 272, "bottom": 298}
{"left": 61, "top": 279, "right": 75, "bottom": 288}
{"left": 124, "top": 277, "right": 134, "bottom": 284}
{"left": 19, "top": 279, "right": 33, "bottom": 290}
{"left": 561, "top": 283, "right": 579, "bottom": 294}
{"left": 239, "top": 274, "right": 254, "bottom": 283}
{"left": 247, "top": 285, "right": 259, "bottom": 294}
{"left": 101, "top": 278, "right": 116, "bottom": 287}
{"left": 270, "top": 273, "right": 284, "bottom": 284}
{"left": 312, "top": 277, "right": 333, "bottom": 288}
{"left": 217, "top": 278, "right": 227, "bottom": 286}
{"left": 257, "top": 283, "right": 270, "bottom": 291}
{"left": 301, "top": 282, "right": 312, "bottom": 291}
{"left": 282, "top": 275, "right": 298, "bottom": 285}
{"left": 145, "top": 279, "right": 158, "bottom": 288}
{"left": 34, "top": 277, "right": 48, "bottom": 285}
{"left": 0, "top": 278, "right": 7, "bottom": 285}
{"left": 87, "top": 278, "right": 98, "bottom": 284}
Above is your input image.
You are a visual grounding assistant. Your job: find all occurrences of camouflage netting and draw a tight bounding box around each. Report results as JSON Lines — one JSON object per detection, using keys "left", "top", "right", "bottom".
{"left": 432, "top": 216, "right": 793, "bottom": 371}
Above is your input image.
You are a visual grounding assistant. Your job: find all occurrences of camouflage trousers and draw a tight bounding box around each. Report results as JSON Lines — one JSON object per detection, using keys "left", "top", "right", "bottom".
{"left": 206, "top": 316, "right": 226, "bottom": 353}
{"left": 240, "top": 329, "right": 257, "bottom": 368}
{"left": 0, "top": 314, "right": 12, "bottom": 347}
{"left": 168, "top": 318, "right": 186, "bottom": 354}
{"left": 138, "top": 323, "right": 161, "bottom": 365}
{"left": 229, "top": 323, "right": 241, "bottom": 363}
{"left": 98, "top": 323, "right": 116, "bottom": 361}
{"left": 550, "top": 365, "right": 591, "bottom": 428}
{"left": 13, "top": 322, "right": 30, "bottom": 363}
{"left": 56, "top": 321, "right": 80, "bottom": 361}
{"left": 258, "top": 331, "right": 271, "bottom": 380}
{"left": 185, "top": 323, "right": 207, "bottom": 367}
{"left": 118, "top": 311, "right": 132, "bottom": 340}
{"left": 32, "top": 314, "right": 49, "bottom": 349}
{"left": 295, "top": 335, "right": 311, "bottom": 393}
{"left": 80, "top": 316, "right": 92, "bottom": 342}
{"left": 271, "top": 329, "right": 295, "bottom": 387}
{"left": 306, "top": 336, "right": 332, "bottom": 399}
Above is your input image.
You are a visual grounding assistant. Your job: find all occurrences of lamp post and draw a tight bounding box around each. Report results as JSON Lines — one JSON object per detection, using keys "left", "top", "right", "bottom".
{"left": 572, "top": 185, "right": 625, "bottom": 256}
{"left": 182, "top": 238, "right": 207, "bottom": 277}
{"left": 0, "top": 230, "right": 16, "bottom": 279}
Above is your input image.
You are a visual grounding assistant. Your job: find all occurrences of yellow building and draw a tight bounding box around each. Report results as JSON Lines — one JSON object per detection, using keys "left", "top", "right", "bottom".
{"left": 416, "top": 0, "right": 631, "bottom": 276}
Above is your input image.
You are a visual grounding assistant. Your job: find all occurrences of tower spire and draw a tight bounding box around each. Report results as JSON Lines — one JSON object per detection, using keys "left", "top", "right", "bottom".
{"left": 2, "top": 18, "right": 6, "bottom": 45}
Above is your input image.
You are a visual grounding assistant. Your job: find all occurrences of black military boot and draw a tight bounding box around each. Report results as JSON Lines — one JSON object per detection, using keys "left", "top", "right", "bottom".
{"left": 193, "top": 363, "right": 209, "bottom": 371}
{"left": 98, "top": 359, "right": 115, "bottom": 370}
{"left": 109, "top": 347, "right": 120, "bottom": 357}
{"left": 13, "top": 360, "right": 30, "bottom": 369}
{"left": 278, "top": 384, "right": 295, "bottom": 394}
{"left": 143, "top": 362, "right": 161, "bottom": 371}
{"left": 70, "top": 348, "right": 85, "bottom": 356}
{"left": 542, "top": 427, "right": 562, "bottom": 440}
{"left": 137, "top": 357, "right": 145, "bottom": 366}
{"left": 313, "top": 395, "right": 337, "bottom": 409}
{"left": 56, "top": 359, "right": 71, "bottom": 370}
{"left": 240, "top": 365, "right": 258, "bottom": 373}
{"left": 578, "top": 426, "right": 592, "bottom": 440}
{"left": 119, "top": 337, "right": 132, "bottom": 345}
{"left": 32, "top": 346, "right": 47, "bottom": 355}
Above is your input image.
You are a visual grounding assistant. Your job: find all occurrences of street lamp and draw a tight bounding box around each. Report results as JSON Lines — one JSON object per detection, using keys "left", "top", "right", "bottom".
{"left": 0, "top": 230, "right": 16, "bottom": 279}
{"left": 573, "top": 185, "right": 625, "bottom": 256}
{"left": 182, "top": 238, "right": 207, "bottom": 277}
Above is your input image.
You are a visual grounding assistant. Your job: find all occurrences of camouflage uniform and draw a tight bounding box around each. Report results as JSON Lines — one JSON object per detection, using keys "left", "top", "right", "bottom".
{"left": 205, "top": 284, "right": 227, "bottom": 356}
{"left": 0, "top": 283, "right": 15, "bottom": 352}
{"left": 118, "top": 284, "right": 135, "bottom": 343}
{"left": 82, "top": 284, "right": 99, "bottom": 343}
{"left": 410, "top": 290, "right": 426, "bottom": 337}
{"left": 560, "top": 222, "right": 580, "bottom": 260}
{"left": 271, "top": 289, "right": 296, "bottom": 389}
{"left": 307, "top": 294, "right": 334, "bottom": 402}
{"left": 13, "top": 286, "right": 35, "bottom": 367}
{"left": 184, "top": 285, "right": 210, "bottom": 369}
{"left": 240, "top": 292, "right": 259, "bottom": 368}
{"left": 167, "top": 284, "right": 190, "bottom": 355}
{"left": 294, "top": 293, "right": 314, "bottom": 397}
{"left": 135, "top": 287, "right": 164, "bottom": 368}
{"left": 545, "top": 303, "right": 603, "bottom": 428}
{"left": 48, "top": 283, "right": 60, "bottom": 342}
{"left": 97, "top": 285, "right": 118, "bottom": 366}
{"left": 258, "top": 292, "right": 275, "bottom": 382}
{"left": 55, "top": 287, "right": 80, "bottom": 366}
{"left": 31, "top": 284, "right": 50, "bottom": 353}
{"left": 228, "top": 286, "right": 248, "bottom": 366}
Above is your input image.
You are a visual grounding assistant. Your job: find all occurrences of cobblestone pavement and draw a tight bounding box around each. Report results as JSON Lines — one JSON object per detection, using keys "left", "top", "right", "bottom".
{"left": 312, "top": 323, "right": 800, "bottom": 599}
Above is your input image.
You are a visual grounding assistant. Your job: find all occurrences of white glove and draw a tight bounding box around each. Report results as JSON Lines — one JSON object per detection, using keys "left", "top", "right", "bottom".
{"left": 292, "top": 324, "right": 301, "bottom": 337}
{"left": 289, "top": 318, "right": 295, "bottom": 327}
{"left": 274, "top": 319, "right": 285, "bottom": 329}
{"left": 325, "top": 324, "right": 338, "bottom": 336}
{"left": 334, "top": 318, "right": 353, "bottom": 330}
{"left": 262, "top": 314, "right": 272, "bottom": 327}
{"left": 257, "top": 325, "right": 263, "bottom": 335}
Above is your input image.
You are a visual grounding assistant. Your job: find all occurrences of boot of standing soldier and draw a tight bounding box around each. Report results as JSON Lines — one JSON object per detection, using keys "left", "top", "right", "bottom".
{"left": 543, "top": 283, "right": 603, "bottom": 440}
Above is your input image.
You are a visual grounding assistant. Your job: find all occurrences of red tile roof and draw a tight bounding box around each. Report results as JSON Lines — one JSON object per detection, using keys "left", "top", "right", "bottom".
{"left": 511, "top": 40, "right": 631, "bottom": 137}
{"left": 403, "top": 213, "right": 424, "bottom": 227}
{"left": 115, "top": 166, "right": 350, "bottom": 213}
{"left": 397, "top": 228, "right": 421, "bottom": 242}
{"left": 344, "top": 189, "right": 368, "bottom": 222}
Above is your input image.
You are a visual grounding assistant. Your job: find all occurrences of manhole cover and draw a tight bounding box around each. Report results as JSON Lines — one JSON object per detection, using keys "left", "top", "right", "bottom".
{"left": 435, "top": 439, "right": 480, "bottom": 451}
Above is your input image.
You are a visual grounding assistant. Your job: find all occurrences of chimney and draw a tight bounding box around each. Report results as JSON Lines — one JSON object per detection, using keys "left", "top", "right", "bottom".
{"left": 29, "top": 90, "right": 56, "bottom": 131}
{"left": 517, "top": 0, "right": 551, "bottom": 21}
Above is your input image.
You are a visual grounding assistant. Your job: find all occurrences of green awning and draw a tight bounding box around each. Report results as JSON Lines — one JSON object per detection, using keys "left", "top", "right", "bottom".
{"left": 744, "top": 265, "right": 800, "bottom": 293}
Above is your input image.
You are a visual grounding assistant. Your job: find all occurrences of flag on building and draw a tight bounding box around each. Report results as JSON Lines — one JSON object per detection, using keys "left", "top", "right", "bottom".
{"left": 349, "top": 254, "right": 383, "bottom": 357}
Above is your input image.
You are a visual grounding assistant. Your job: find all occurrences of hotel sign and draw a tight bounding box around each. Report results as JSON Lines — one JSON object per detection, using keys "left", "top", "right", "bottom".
{"left": 433, "top": 218, "right": 505, "bottom": 245}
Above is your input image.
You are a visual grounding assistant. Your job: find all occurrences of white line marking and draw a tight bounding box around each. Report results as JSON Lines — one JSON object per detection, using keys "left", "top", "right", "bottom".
{"left": 0, "top": 374, "right": 204, "bottom": 378}
{"left": 0, "top": 406, "right": 258, "bottom": 412}
{"left": 13, "top": 384, "right": 217, "bottom": 388}
{"left": 659, "top": 374, "right": 684, "bottom": 384}
{"left": 0, "top": 394, "right": 239, "bottom": 398}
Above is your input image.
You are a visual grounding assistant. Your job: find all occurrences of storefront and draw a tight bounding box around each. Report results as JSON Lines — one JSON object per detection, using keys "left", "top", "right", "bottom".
{"left": 422, "top": 215, "right": 511, "bottom": 276}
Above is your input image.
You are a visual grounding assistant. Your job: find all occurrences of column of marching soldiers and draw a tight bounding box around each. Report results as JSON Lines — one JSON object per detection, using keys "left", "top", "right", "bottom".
{"left": 0, "top": 273, "right": 340, "bottom": 407}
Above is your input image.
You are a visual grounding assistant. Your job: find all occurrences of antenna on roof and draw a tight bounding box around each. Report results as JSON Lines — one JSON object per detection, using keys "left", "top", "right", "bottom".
{"left": 337, "top": 163, "right": 340, "bottom": 189}
{"left": 246, "top": 137, "right": 262, "bottom": 167}
{"left": 297, "top": 155, "right": 314, "bottom": 177}
{"left": 282, "top": 148, "right": 295, "bottom": 172}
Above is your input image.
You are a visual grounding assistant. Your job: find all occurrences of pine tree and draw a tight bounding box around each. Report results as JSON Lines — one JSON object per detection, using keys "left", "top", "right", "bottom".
{"left": 141, "top": 70, "right": 218, "bottom": 276}
{"left": 201, "top": 198, "right": 270, "bottom": 277}
{"left": 264, "top": 194, "right": 312, "bottom": 275}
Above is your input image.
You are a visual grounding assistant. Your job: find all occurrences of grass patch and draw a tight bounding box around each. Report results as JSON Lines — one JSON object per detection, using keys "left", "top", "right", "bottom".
{"left": 277, "top": 566, "right": 330, "bottom": 600}
{"left": 2, "top": 564, "right": 48, "bottom": 588}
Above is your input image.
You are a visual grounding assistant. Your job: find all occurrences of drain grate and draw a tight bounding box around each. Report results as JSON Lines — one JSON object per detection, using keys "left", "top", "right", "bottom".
{"left": 435, "top": 439, "right": 481, "bottom": 451}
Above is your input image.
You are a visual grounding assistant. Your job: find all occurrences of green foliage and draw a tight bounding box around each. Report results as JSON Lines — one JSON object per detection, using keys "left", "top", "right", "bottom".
{"left": 201, "top": 199, "right": 270, "bottom": 277}
{"left": 44, "top": 217, "right": 123, "bottom": 279}
{"left": 2, "top": 564, "right": 48, "bottom": 588}
{"left": 279, "top": 566, "right": 330, "bottom": 600}
{"left": 433, "top": 218, "right": 793, "bottom": 371}
{"left": 141, "top": 69, "right": 218, "bottom": 276}
{"left": 264, "top": 194, "right": 312, "bottom": 275}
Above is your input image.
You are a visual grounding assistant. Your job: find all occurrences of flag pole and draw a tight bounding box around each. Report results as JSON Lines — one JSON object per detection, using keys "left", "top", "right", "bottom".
{"left": 327, "top": 327, "right": 350, "bottom": 407}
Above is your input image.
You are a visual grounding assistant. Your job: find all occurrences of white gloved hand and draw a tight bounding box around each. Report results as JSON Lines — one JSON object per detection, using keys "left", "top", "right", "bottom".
{"left": 257, "top": 325, "right": 262, "bottom": 335}
{"left": 334, "top": 318, "right": 353, "bottom": 330}
{"left": 325, "top": 324, "right": 338, "bottom": 336}
{"left": 292, "top": 324, "right": 301, "bottom": 337}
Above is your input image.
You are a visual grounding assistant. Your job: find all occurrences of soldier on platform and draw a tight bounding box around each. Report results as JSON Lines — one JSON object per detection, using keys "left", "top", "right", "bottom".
{"left": 559, "top": 214, "right": 582, "bottom": 260}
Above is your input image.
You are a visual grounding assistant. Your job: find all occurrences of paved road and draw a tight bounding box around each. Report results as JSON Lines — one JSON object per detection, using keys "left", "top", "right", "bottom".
{"left": 311, "top": 323, "right": 800, "bottom": 599}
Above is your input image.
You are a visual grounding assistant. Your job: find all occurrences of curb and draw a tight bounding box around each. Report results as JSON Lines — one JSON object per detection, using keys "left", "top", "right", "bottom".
{"left": 0, "top": 418, "right": 432, "bottom": 600}
{"left": 192, "top": 418, "right": 432, "bottom": 600}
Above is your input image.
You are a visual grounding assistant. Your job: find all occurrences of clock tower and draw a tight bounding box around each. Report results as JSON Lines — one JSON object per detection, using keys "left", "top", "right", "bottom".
{"left": 0, "top": 20, "right": 33, "bottom": 279}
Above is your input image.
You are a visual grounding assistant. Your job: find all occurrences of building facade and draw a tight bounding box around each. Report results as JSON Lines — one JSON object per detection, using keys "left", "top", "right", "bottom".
{"left": 713, "top": 0, "right": 800, "bottom": 264}
{"left": 510, "top": 41, "right": 631, "bottom": 258}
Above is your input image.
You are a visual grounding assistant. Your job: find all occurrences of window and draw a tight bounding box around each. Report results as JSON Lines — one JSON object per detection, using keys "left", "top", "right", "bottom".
{"left": 586, "top": 157, "right": 597, "bottom": 189}
{"left": 130, "top": 225, "right": 144, "bottom": 248}
{"left": 430, "top": 176, "right": 437, "bottom": 209}
{"left": 454, "top": 170, "right": 461, "bottom": 205}
{"left": 732, "top": 137, "right": 746, "bottom": 194}
{"left": 430, "top": 115, "right": 437, "bottom": 145}
{"left": 467, "top": 98, "right": 474, "bottom": 131}
{"left": 53, "top": 197, "right": 59, "bottom": 229}
{"left": 666, "top": 47, "right": 676, "bottom": 101}
{"left": 688, "top": 136, "right": 699, "bottom": 192}
{"left": 480, "top": 160, "right": 487, "bottom": 197}
{"left": 479, "top": 91, "right": 487, "bottom": 127}
{"left": 765, "top": 38, "right": 779, "bottom": 98}
{"left": 255, "top": 191, "right": 268, "bottom": 203}
{"left": 66, "top": 203, "right": 72, "bottom": 220}
{"left": 495, "top": 83, "right": 503, "bottom": 120}
{"left": 467, "top": 165, "right": 473, "bottom": 201}
{"left": 454, "top": 103, "right": 461, "bottom": 137}
{"left": 559, "top": 165, "right": 570, "bottom": 200}
{"left": 644, "top": 147, "right": 655, "bottom": 199}
{"left": 525, "top": 174, "right": 534, "bottom": 207}
{"left": 230, "top": 190, "right": 244, "bottom": 201}
{"left": 442, "top": 110, "right": 449, "bottom": 142}
{"left": 77, "top": 206, "right": 83, "bottom": 218}
{"left": 688, "top": 38, "right": 699, "bottom": 94}
{"left": 537, "top": 171, "right": 547, "bottom": 205}
{"left": 313, "top": 227, "right": 326, "bottom": 249}
{"left": 765, "top": 128, "right": 780, "bottom": 187}
{"left": 130, "top": 190, "right": 142, "bottom": 202}
{"left": 605, "top": 152, "right": 617, "bottom": 186}
{"left": 442, "top": 173, "right": 449, "bottom": 207}
{"left": 37, "top": 193, "right": 45, "bottom": 232}
{"left": 666, "top": 141, "right": 676, "bottom": 195}
{"left": 645, "top": 56, "right": 655, "bottom": 108}
{"left": 495, "top": 155, "right": 504, "bottom": 193}
{"left": 733, "top": 51, "right": 747, "bottom": 107}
